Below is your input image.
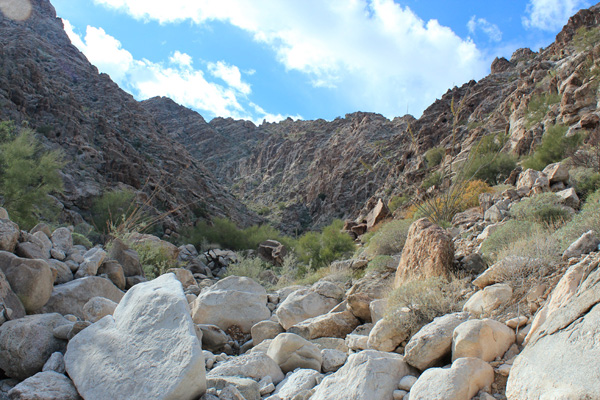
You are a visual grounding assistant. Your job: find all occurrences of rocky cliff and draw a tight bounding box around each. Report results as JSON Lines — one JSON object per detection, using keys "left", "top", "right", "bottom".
{"left": 0, "top": 0, "right": 258, "bottom": 230}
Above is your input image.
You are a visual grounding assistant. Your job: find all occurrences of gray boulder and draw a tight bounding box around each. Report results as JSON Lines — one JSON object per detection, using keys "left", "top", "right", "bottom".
{"left": 7, "top": 371, "right": 81, "bottom": 400}
{"left": 0, "top": 252, "right": 54, "bottom": 312}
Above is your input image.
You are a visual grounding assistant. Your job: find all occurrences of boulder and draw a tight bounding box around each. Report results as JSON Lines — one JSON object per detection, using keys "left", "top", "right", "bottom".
{"left": 506, "top": 253, "right": 600, "bottom": 399}
{"left": 208, "top": 352, "right": 284, "bottom": 384}
{"left": 251, "top": 320, "right": 284, "bottom": 346}
{"left": 394, "top": 218, "right": 454, "bottom": 287}
{"left": 47, "top": 260, "right": 73, "bottom": 285}
{"left": 516, "top": 169, "right": 546, "bottom": 191}
{"left": 452, "top": 318, "right": 515, "bottom": 362}
{"left": 196, "top": 324, "right": 229, "bottom": 353}
{"left": 42, "top": 352, "right": 65, "bottom": 374}
{"left": 191, "top": 276, "right": 270, "bottom": 333}
{"left": 562, "top": 230, "right": 600, "bottom": 260}
{"left": 74, "top": 247, "right": 107, "bottom": 278}
{"left": 556, "top": 187, "right": 580, "bottom": 209}
{"left": 107, "top": 238, "right": 144, "bottom": 277}
{"left": 0, "top": 219, "right": 19, "bottom": 252}
{"left": 311, "top": 350, "right": 414, "bottom": 400}
{"left": 127, "top": 233, "right": 179, "bottom": 262}
{"left": 404, "top": 312, "right": 470, "bottom": 370}
{"left": 50, "top": 228, "right": 72, "bottom": 253}
{"left": 542, "top": 162, "right": 569, "bottom": 185}
{"left": 0, "top": 252, "right": 54, "bottom": 312}
{"left": 366, "top": 199, "right": 390, "bottom": 230}
{"left": 367, "top": 313, "right": 410, "bottom": 352}
{"left": 288, "top": 310, "right": 360, "bottom": 340}
{"left": 409, "top": 357, "right": 494, "bottom": 400}
{"left": 0, "top": 269, "right": 25, "bottom": 320}
{"left": 167, "top": 268, "right": 196, "bottom": 288}
{"left": 473, "top": 256, "right": 540, "bottom": 289}
{"left": 15, "top": 241, "right": 49, "bottom": 260}
{"left": 97, "top": 260, "right": 126, "bottom": 290}
{"left": 321, "top": 349, "right": 347, "bottom": 373}
{"left": 258, "top": 240, "right": 287, "bottom": 267}
{"left": 267, "top": 333, "right": 322, "bottom": 373}
{"left": 276, "top": 281, "right": 343, "bottom": 330}
{"left": 273, "top": 369, "right": 322, "bottom": 400}
{"left": 7, "top": 371, "right": 81, "bottom": 400}
{"left": 37, "top": 276, "right": 124, "bottom": 319}
{"left": 64, "top": 273, "right": 206, "bottom": 400}
{"left": 463, "top": 283, "right": 513, "bottom": 317}
{"left": 369, "top": 299, "right": 387, "bottom": 323}
{"left": 0, "top": 313, "right": 68, "bottom": 380}
{"left": 206, "top": 376, "right": 260, "bottom": 400}
{"left": 82, "top": 296, "right": 118, "bottom": 323}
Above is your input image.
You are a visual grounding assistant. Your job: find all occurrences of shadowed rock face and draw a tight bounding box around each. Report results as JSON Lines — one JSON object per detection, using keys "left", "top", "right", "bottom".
{"left": 0, "top": 0, "right": 258, "bottom": 229}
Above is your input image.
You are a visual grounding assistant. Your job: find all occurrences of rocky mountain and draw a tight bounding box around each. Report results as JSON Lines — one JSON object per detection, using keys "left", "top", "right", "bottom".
{"left": 0, "top": 0, "right": 259, "bottom": 231}
{"left": 144, "top": 3, "right": 600, "bottom": 234}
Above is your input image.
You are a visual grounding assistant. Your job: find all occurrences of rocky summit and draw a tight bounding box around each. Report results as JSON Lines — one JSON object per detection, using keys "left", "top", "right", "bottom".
{"left": 2, "top": 0, "right": 600, "bottom": 399}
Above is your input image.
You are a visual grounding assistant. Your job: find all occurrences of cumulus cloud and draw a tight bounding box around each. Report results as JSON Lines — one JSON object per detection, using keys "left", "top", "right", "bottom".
{"left": 91, "top": 0, "right": 490, "bottom": 118}
{"left": 62, "top": 19, "right": 293, "bottom": 123}
{"left": 523, "top": 0, "right": 590, "bottom": 31}
{"left": 467, "top": 16, "right": 502, "bottom": 42}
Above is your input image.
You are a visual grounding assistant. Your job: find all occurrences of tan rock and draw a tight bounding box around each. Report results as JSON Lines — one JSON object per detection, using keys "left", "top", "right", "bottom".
{"left": 452, "top": 318, "right": 515, "bottom": 362}
{"left": 276, "top": 281, "right": 343, "bottom": 330}
{"left": 288, "top": 310, "right": 359, "bottom": 340}
{"left": 0, "top": 251, "right": 54, "bottom": 312}
{"left": 251, "top": 320, "right": 284, "bottom": 346}
{"left": 542, "top": 162, "right": 569, "bottom": 185}
{"left": 167, "top": 267, "right": 196, "bottom": 288}
{"left": 82, "top": 296, "right": 118, "bottom": 323}
{"left": 0, "top": 219, "right": 19, "bottom": 253}
{"left": 367, "top": 313, "right": 410, "bottom": 352}
{"left": 366, "top": 199, "right": 390, "bottom": 230}
{"left": 409, "top": 357, "right": 494, "bottom": 400}
{"left": 463, "top": 283, "right": 513, "bottom": 317}
{"left": 394, "top": 218, "right": 454, "bottom": 287}
{"left": 267, "top": 333, "right": 322, "bottom": 373}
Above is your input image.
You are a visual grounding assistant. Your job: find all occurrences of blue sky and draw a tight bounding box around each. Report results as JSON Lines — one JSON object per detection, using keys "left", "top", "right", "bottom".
{"left": 51, "top": 0, "right": 591, "bottom": 123}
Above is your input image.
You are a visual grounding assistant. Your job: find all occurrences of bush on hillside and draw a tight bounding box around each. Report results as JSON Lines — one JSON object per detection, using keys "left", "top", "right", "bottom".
{"left": 388, "top": 194, "right": 410, "bottom": 213}
{"left": 0, "top": 124, "right": 64, "bottom": 229}
{"left": 553, "top": 189, "right": 600, "bottom": 251}
{"left": 425, "top": 146, "right": 445, "bottom": 167}
{"left": 480, "top": 220, "right": 543, "bottom": 262}
{"left": 460, "top": 134, "right": 516, "bottom": 185}
{"left": 525, "top": 93, "right": 562, "bottom": 129}
{"left": 510, "top": 192, "right": 573, "bottom": 225}
{"left": 130, "top": 241, "right": 176, "bottom": 280}
{"left": 92, "top": 189, "right": 137, "bottom": 234}
{"left": 421, "top": 171, "right": 443, "bottom": 190}
{"left": 295, "top": 219, "right": 355, "bottom": 270}
{"left": 461, "top": 180, "right": 493, "bottom": 209}
{"left": 225, "top": 253, "right": 274, "bottom": 287}
{"left": 522, "top": 124, "right": 581, "bottom": 171}
{"left": 363, "top": 219, "right": 412, "bottom": 256}
{"left": 569, "top": 167, "right": 600, "bottom": 201}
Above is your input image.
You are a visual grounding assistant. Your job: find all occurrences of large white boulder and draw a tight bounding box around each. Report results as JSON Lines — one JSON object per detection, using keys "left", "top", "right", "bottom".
{"left": 7, "top": 371, "right": 81, "bottom": 400}
{"left": 208, "top": 352, "right": 284, "bottom": 384}
{"left": 311, "top": 350, "right": 414, "bottom": 400}
{"left": 64, "top": 273, "right": 206, "bottom": 400}
{"left": 409, "top": 357, "right": 494, "bottom": 400}
{"left": 273, "top": 369, "right": 323, "bottom": 400}
{"left": 0, "top": 251, "right": 54, "bottom": 312}
{"left": 276, "top": 281, "right": 343, "bottom": 330}
{"left": 404, "top": 312, "right": 470, "bottom": 370}
{"left": 267, "top": 333, "right": 322, "bottom": 373}
{"left": 452, "top": 318, "right": 515, "bottom": 362}
{"left": 191, "top": 276, "right": 270, "bottom": 333}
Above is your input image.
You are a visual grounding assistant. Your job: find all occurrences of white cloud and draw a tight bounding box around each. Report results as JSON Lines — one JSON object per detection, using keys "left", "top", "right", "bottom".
{"left": 523, "top": 0, "right": 590, "bottom": 31}
{"left": 62, "top": 19, "right": 294, "bottom": 123}
{"left": 92, "top": 0, "right": 490, "bottom": 118}
{"left": 467, "top": 16, "right": 502, "bottom": 42}
{"left": 208, "top": 61, "right": 251, "bottom": 95}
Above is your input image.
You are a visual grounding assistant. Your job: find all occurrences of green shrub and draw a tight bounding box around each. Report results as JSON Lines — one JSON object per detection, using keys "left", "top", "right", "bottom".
{"left": 553, "top": 191, "right": 600, "bottom": 251}
{"left": 525, "top": 93, "right": 562, "bottom": 129}
{"left": 91, "top": 189, "right": 137, "bottom": 233}
{"left": 366, "top": 255, "right": 395, "bottom": 272}
{"left": 460, "top": 134, "right": 516, "bottom": 185}
{"left": 72, "top": 232, "right": 93, "bottom": 249}
{"left": 480, "top": 220, "right": 543, "bottom": 262}
{"left": 522, "top": 124, "right": 581, "bottom": 170}
{"left": 364, "top": 219, "right": 412, "bottom": 256}
{"left": 421, "top": 171, "right": 443, "bottom": 190}
{"left": 388, "top": 195, "right": 410, "bottom": 213}
{"left": 510, "top": 192, "right": 573, "bottom": 225}
{"left": 569, "top": 167, "right": 600, "bottom": 201}
{"left": 386, "top": 277, "right": 467, "bottom": 338}
{"left": 295, "top": 219, "right": 355, "bottom": 270}
{"left": 573, "top": 26, "right": 600, "bottom": 52}
{"left": 496, "top": 230, "right": 561, "bottom": 267}
{"left": 425, "top": 146, "right": 445, "bottom": 167}
{"left": 0, "top": 126, "right": 64, "bottom": 229}
{"left": 225, "top": 253, "right": 273, "bottom": 286}
{"left": 130, "top": 241, "right": 175, "bottom": 280}
{"left": 180, "top": 217, "right": 284, "bottom": 251}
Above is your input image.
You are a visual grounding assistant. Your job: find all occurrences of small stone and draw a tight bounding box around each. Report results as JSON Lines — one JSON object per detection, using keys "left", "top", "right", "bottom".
{"left": 506, "top": 316, "right": 528, "bottom": 329}
{"left": 393, "top": 389, "right": 408, "bottom": 400}
{"left": 398, "top": 375, "right": 418, "bottom": 391}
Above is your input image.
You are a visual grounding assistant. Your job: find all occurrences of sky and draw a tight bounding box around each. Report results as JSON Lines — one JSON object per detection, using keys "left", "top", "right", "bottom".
{"left": 48, "top": 0, "right": 592, "bottom": 124}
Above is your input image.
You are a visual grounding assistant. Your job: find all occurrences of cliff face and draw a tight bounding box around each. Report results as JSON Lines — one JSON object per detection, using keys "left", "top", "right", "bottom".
{"left": 0, "top": 0, "right": 259, "bottom": 230}
{"left": 145, "top": 3, "right": 600, "bottom": 233}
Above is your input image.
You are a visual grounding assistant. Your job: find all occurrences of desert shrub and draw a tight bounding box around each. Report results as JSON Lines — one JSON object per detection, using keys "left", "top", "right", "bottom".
{"left": 366, "top": 255, "right": 395, "bottom": 272}
{"left": 363, "top": 219, "right": 412, "bottom": 256}
{"left": 461, "top": 180, "right": 493, "bottom": 209}
{"left": 460, "top": 134, "right": 516, "bottom": 185}
{"left": 91, "top": 189, "right": 137, "bottom": 233}
{"left": 386, "top": 277, "right": 467, "bottom": 338}
{"left": 225, "top": 253, "right": 274, "bottom": 286}
{"left": 130, "top": 241, "right": 176, "bottom": 280}
{"left": 0, "top": 127, "right": 64, "bottom": 229}
{"left": 573, "top": 26, "right": 600, "bottom": 52}
{"left": 181, "top": 217, "right": 284, "bottom": 251}
{"left": 388, "top": 195, "right": 410, "bottom": 213}
{"left": 425, "top": 146, "right": 445, "bottom": 167}
{"left": 295, "top": 219, "right": 355, "bottom": 270}
{"left": 496, "top": 230, "right": 561, "bottom": 267}
{"left": 72, "top": 232, "right": 93, "bottom": 249}
{"left": 553, "top": 191, "right": 600, "bottom": 251}
{"left": 525, "top": 93, "right": 562, "bottom": 129}
{"left": 421, "top": 171, "right": 443, "bottom": 190}
{"left": 480, "top": 220, "right": 544, "bottom": 262}
{"left": 510, "top": 192, "right": 573, "bottom": 225}
{"left": 522, "top": 124, "right": 581, "bottom": 170}
{"left": 569, "top": 167, "right": 600, "bottom": 201}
